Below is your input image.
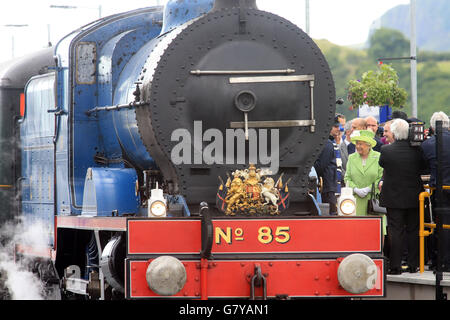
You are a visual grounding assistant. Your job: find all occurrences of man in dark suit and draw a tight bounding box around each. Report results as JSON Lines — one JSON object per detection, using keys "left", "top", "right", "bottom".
{"left": 339, "top": 120, "right": 352, "bottom": 178}
{"left": 421, "top": 112, "right": 450, "bottom": 270}
{"left": 314, "top": 121, "right": 338, "bottom": 215}
{"left": 379, "top": 119, "right": 427, "bottom": 274}
{"left": 365, "top": 116, "right": 383, "bottom": 152}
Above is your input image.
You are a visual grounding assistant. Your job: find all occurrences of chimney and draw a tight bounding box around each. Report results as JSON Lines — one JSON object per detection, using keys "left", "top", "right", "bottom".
{"left": 212, "top": 0, "right": 257, "bottom": 11}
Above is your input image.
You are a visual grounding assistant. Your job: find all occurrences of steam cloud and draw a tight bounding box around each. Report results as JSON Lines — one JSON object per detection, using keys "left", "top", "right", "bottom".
{"left": 0, "top": 217, "right": 50, "bottom": 300}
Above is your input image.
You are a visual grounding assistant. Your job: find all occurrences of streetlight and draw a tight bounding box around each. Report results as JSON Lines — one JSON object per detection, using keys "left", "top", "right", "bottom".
{"left": 410, "top": 0, "right": 417, "bottom": 118}
{"left": 2, "top": 24, "right": 29, "bottom": 58}
{"left": 305, "top": 0, "right": 310, "bottom": 35}
{"left": 49, "top": 4, "right": 102, "bottom": 19}
{"left": 376, "top": 0, "right": 418, "bottom": 118}
{"left": 48, "top": 4, "right": 103, "bottom": 47}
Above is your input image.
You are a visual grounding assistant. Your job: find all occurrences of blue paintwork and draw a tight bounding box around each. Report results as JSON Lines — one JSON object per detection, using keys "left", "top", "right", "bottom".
{"left": 21, "top": 73, "right": 56, "bottom": 246}
{"left": 81, "top": 168, "right": 139, "bottom": 216}
{"left": 20, "top": 1, "right": 216, "bottom": 227}
{"left": 52, "top": 8, "right": 165, "bottom": 212}
{"left": 70, "top": 9, "right": 165, "bottom": 209}
{"left": 110, "top": 36, "right": 161, "bottom": 169}
{"left": 161, "top": 0, "right": 213, "bottom": 34}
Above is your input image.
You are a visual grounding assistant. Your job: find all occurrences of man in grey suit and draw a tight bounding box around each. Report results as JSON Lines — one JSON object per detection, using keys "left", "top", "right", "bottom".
{"left": 339, "top": 120, "right": 352, "bottom": 179}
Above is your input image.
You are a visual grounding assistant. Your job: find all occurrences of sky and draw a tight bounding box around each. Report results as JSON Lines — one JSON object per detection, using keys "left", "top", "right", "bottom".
{"left": 0, "top": 0, "right": 410, "bottom": 63}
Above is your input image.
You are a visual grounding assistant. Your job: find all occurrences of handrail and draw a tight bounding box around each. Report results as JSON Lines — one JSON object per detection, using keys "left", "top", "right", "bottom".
{"left": 419, "top": 185, "right": 450, "bottom": 273}
{"left": 424, "top": 185, "right": 450, "bottom": 191}
{"left": 419, "top": 190, "right": 432, "bottom": 273}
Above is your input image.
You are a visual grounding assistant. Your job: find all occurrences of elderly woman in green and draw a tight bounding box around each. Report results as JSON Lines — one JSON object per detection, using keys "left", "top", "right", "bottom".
{"left": 344, "top": 130, "right": 385, "bottom": 230}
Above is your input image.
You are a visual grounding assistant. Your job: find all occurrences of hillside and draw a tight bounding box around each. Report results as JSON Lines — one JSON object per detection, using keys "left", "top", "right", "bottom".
{"left": 369, "top": 0, "right": 450, "bottom": 52}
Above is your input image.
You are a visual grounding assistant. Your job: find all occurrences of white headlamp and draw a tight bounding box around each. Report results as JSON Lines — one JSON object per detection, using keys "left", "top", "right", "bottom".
{"left": 338, "top": 187, "right": 356, "bottom": 216}
{"left": 148, "top": 183, "right": 167, "bottom": 217}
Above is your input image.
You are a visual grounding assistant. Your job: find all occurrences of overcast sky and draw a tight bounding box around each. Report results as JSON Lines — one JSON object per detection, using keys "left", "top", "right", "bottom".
{"left": 0, "top": 0, "right": 410, "bottom": 63}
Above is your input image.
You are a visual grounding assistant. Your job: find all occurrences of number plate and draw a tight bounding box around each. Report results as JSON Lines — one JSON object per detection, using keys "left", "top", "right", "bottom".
{"left": 127, "top": 217, "right": 382, "bottom": 255}
{"left": 212, "top": 218, "right": 381, "bottom": 254}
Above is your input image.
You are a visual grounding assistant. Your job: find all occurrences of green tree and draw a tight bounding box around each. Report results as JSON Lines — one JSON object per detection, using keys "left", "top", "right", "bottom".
{"left": 316, "top": 28, "right": 450, "bottom": 123}
{"left": 368, "top": 28, "right": 410, "bottom": 62}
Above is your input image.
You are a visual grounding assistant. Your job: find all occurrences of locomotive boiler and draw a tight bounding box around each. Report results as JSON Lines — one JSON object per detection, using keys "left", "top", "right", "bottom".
{"left": 0, "top": 0, "right": 385, "bottom": 300}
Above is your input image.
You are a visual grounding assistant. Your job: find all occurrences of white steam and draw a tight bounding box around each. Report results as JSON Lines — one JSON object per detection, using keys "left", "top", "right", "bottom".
{"left": 0, "top": 217, "right": 51, "bottom": 300}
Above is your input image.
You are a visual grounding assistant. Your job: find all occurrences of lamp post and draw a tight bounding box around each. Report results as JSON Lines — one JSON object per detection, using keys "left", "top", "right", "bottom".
{"left": 305, "top": 0, "right": 310, "bottom": 35}
{"left": 376, "top": 0, "right": 418, "bottom": 118}
{"left": 2, "top": 24, "right": 29, "bottom": 58}
{"left": 49, "top": 4, "right": 103, "bottom": 47}
{"left": 410, "top": 0, "right": 417, "bottom": 118}
{"left": 50, "top": 4, "right": 102, "bottom": 19}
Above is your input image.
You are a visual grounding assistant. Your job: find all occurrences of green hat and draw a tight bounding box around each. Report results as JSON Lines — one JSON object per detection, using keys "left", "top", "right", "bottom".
{"left": 350, "top": 130, "right": 376, "bottom": 148}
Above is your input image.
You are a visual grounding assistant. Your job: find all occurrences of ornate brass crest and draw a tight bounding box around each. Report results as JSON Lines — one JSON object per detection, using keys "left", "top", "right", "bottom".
{"left": 216, "top": 164, "right": 290, "bottom": 216}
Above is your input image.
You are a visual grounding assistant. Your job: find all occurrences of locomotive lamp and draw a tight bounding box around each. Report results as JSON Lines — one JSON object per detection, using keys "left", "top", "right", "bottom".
{"left": 148, "top": 183, "right": 167, "bottom": 217}
{"left": 338, "top": 187, "right": 356, "bottom": 216}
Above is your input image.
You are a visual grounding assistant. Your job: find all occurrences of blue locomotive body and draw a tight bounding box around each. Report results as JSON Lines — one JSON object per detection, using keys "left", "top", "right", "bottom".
{"left": 19, "top": 3, "right": 217, "bottom": 242}
{"left": 0, "top": 0, "right": 386, "bottom": 301}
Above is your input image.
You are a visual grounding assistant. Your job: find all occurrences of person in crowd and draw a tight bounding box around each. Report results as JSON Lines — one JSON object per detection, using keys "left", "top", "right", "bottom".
{"left": 381, "top": 120, "right": 394, "bottom": 145}
{"left": 336, "top": 113, "right": 346, "bottom": 126}
{"left": 339, "top": 120, "right": 352, "bottom": 179}
{"left": 421, "top": 111, "right": 450, "bottom": 271}
{"left": 365, "top": 116, "right": 383, "bottom": 152}
{"left": 347, "top": 118, "right": 367, "bottom": 155}
{"left": 344, "top": 129, "right": 383, "bottom": 218}
{"left": 391, "top": 110, "right": 408, "bottom": 121}
{"left": 331, "top": 117, "right": 344, "bottom": 194}
{"left": 314, "top": 122, "right": 339, "bottom": 215}
{"left": 379, "top": 119, "right": 427, "bottom": 274}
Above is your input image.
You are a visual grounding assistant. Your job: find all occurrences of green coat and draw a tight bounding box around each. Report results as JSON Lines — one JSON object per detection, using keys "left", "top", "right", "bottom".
{"left": 344, "top": 149, "right": 384, "bottom": 216}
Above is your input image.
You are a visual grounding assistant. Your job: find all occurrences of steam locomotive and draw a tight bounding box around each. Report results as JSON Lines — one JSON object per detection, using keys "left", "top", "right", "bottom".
{"left": 0, "top": 0, "right": 385, "bottom": 299}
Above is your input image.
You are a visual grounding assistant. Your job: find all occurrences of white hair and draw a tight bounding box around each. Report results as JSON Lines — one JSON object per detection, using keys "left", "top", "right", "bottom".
{"left": 391, "top": 119, "right": 409, "bottom": 141}
{"left": 430, "top": 112, "right": 449, "bottom": 130}
{"left": 344, "top": 120, "right": 352, "bottom": 132}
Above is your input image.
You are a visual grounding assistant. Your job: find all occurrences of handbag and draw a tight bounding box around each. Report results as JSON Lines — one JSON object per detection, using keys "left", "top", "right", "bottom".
{"left": 367, "top": 183, "right": 386, "bottom": 215}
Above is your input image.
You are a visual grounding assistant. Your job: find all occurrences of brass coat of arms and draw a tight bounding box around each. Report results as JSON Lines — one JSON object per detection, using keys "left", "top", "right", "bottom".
{"left": 216, "top": 164, "right": 290, "bottom": 216}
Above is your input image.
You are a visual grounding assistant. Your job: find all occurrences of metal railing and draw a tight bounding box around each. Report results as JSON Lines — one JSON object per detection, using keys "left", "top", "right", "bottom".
{"left": 419, "top": 185, "right": 450, "bottom": 273}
